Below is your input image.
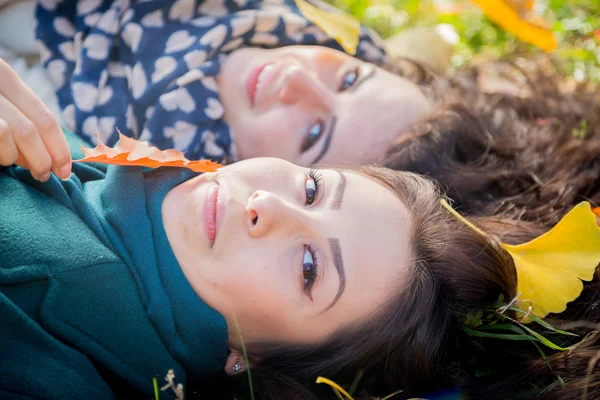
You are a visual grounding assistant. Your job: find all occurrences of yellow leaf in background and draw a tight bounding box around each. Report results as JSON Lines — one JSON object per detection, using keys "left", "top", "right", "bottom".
{"left": 501, "top": 202, "right": 600, "bottom": 318}
{"left": 294, "top": 0, "right": 360, "bottom": 54}
{"left": 469, "top": 0, "right": 558, "bottom": 52}
{"left": 504, "top": 0, "right": 534, "bottom": 16}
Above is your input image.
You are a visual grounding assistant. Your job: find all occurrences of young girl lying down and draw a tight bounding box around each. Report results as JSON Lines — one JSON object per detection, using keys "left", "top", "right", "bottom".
{"left": 1, "top": 127, "right": 600, "bottom": 400}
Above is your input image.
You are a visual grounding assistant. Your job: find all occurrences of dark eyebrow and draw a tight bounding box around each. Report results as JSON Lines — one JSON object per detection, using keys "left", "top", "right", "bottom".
{"left": 321, "top": 238, "right": 346, "bottom": 313}
{"left": 331, "top": 170, "right": 346, "bottom": 210}
{"left": 311, "top": 68, "right": 376, "bottom": 165}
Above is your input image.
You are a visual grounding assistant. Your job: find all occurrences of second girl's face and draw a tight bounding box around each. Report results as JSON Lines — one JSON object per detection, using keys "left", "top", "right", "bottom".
{"left": 217, "top": 46, "right": 430, "bottom": 166}
{"left": 162, "top": 158, "right": 412, "bottom": 347}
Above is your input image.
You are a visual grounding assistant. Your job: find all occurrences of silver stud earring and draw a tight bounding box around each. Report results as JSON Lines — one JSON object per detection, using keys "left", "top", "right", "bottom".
{"left": 233, "top": 362, "right": 241, "bottom": 372}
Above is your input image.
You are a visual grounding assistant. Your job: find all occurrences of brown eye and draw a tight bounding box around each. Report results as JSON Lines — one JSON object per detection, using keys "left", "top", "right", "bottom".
{"left": 305, "top": 176, "right": 317, "bottom": 205}
{"left": 304, "top": 168, "right": 321, "bottom": 206}
{"left": 302, "top": 245, "right": 318, "bottom": 295}
{"left": 301, "top": 121, "right": 324, "bottom": 153}
{"left": 303, "top": 258, "right": 314, "bottom": 281}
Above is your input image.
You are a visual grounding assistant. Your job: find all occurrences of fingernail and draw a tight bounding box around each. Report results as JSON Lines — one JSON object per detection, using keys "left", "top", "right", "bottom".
{"left": 39, "top": 172, "right": 51, "bottom": 182}
{"left": 57, "top": 161, "right": 72, "bottom": 181}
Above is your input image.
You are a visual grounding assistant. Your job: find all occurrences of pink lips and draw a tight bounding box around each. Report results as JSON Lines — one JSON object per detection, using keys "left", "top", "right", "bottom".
{"left": 203, "top": 183, "right": 219, "bottom": 248}
{"left": 246, "top": 63, "right": 271, "bottom": 107}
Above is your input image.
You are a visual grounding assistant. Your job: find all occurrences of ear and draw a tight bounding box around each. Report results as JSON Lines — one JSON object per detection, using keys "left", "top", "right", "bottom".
{"left": 224, "top": 349, "right": 248, "bottom": 375}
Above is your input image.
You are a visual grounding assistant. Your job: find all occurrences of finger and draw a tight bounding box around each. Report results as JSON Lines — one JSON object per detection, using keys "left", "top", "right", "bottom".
{"left": 15, "top": 151, "right": 30, "bottom": 170}
{"left": 0, "top": 118, "right": 18, "bottom": 166}
{"left": 35, "top": 105, "right": 72, "bottom": 180}
{"left": 0, "top": 94, "right": 52, "bottom": 181}
{"left": 0, "top": 60, "right": 71, "bottom": 179}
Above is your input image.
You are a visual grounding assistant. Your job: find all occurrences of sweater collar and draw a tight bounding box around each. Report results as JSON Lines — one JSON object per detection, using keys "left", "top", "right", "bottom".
{"left": 96, "top": 166, "right": 228, "bottom": 378}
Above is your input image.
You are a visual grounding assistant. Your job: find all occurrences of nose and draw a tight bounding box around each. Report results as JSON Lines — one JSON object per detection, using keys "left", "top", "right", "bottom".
{"left": 279, "top": 67, "right": 333, "bottom": 110}
{"left": 246, "top": 190, "right": 302, "bottom": 238}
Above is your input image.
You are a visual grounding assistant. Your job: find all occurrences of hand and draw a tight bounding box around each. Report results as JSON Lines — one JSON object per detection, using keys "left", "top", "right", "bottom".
{"left": 0, "top": 58, "right": 71, "bottom": 181}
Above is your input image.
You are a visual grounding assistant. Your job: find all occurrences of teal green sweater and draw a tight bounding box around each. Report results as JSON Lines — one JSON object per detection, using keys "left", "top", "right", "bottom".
{"left": 0, "top": 132, "right": 227, "bottom": 399}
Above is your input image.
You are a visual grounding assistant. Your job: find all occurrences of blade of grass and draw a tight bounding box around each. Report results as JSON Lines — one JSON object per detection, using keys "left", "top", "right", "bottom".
{"left": 332, "top": 387, "right": 345, "bottom": 400}
{"left": 463, "top": 326, "right": 540, "bottom": 341}
{"left": 232, "top": 313, "right": 255, "bottom": 400}
{"left": 508, "top": 307, "right": 578, "bottom": 336}
{"left": 153, "top": 377, "right": 160, "bottom": 400}
{"left": 478, "top": 323, "right": 531, "bottom": 334}
{"left": 380, "top": 389, "right": 404, "bottom": 399}
{"left": 524, "top": 325, "right": 573, "bottom": 351}
{"left": 348, "top": 369, "right": 364, "bottom": 396}
{"left": 503, "top": 315, "right": 574, "bottom": 351}
{"left": 531, "top": 341, "right": 564, "bottom": 387}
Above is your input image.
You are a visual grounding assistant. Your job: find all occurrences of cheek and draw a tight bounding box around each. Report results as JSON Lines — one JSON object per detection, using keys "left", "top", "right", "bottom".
{"left": 234, "top": 121, "right": 278, "bottom": 159}
{"left": 219, "top": 256, "right": 295, "bottom": 337}
{"left": 209, "top": 247, "right": 289, "bottom": 302}
{"left": 237, "top": 112, "right": 303, "bottom": 160}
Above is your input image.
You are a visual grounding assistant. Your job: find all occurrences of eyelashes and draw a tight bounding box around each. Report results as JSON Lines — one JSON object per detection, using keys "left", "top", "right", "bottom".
{"left": 305, "top": 168, "right": 322, "bottom": 206}
{"left": 302, "top": 168, "right": 322, "bottom": 298}
{"left": 303, "top": 244, "right": 319, "bottom": 299}
{"left": 338, "top": 67, "right": 360, "bottom": 92}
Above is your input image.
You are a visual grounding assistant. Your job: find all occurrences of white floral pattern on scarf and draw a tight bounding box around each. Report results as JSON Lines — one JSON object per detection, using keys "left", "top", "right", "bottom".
{"left": 36, "top": 0, "right": 388, "bottom": 162}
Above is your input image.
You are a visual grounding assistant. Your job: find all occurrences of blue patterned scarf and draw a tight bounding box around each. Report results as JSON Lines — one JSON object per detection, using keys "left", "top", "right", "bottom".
{"left": 36, "top": 0, "right": 388, "bottom": 162}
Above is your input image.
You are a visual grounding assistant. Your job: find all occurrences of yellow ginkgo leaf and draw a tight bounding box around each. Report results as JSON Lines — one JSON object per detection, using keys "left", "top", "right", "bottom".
{"left": 470, "top": 0, "right": 558, "bottom": 52}
{"left": 501, "top": 202, "right": 600, "bottom": 318}
{"left": 294, "top": 0, "right": 360, "bottom": 55}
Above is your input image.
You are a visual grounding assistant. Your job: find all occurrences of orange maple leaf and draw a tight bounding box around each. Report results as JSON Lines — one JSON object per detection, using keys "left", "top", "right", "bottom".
{"left": 75, "top": 133, "right": 222, "bottom": 173}
{"left": 593, "top": 207, "right": 600, "bottom": 218}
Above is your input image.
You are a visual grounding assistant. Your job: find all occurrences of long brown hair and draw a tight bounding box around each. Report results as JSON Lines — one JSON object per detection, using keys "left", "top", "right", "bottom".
{"left": 379, "top": 59, "right": 600, "bottom": 399}
{"left": 191, "top": 60, "right": 600, "bottom": 400}
{"left": 382, "top": 58, "right": 600, "bottom": 226}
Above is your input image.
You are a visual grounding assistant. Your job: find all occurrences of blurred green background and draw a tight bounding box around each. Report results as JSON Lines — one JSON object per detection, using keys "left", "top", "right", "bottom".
{"left": 324, "top": 0, "right": 600, "bottom": 82}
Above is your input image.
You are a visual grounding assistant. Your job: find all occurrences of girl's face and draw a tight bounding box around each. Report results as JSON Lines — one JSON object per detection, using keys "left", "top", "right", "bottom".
{"left": 162, "top": 158, "right": 412, "bottom": 348}
{"left": 218, "top": 45, "right": 430, "bottom": 166}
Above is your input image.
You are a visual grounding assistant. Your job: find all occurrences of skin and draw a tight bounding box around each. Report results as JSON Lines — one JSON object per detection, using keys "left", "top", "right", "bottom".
{"left": 162, "top": 157, "right": 413, "bottom": 373}
{"left": 1, "top": 44, "right": 430, "bottom": 179}
{"left": 218, "top": 45, "right": 431, "bottom": 166}
{"left": 0, "top": 59, "right": 71, "bottom": 181}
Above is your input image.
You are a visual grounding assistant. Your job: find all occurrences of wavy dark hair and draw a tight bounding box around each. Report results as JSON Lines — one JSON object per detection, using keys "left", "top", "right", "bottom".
{"left": 189, "top": 59, "right": 600, "bottom": 400}
{"left": 383, "top": 57, "right": 600, "bottom": 225}
{"left": 379, "top": 58, "right": 600, "bottom": 400}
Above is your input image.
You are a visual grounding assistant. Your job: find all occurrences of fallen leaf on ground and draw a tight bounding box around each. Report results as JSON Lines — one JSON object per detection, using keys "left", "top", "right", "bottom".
{"left": 441, "top": 200, "right": 600, "bottom": 320}
{"left": 501, "top": 202, "right": 600, "bottom": 318}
